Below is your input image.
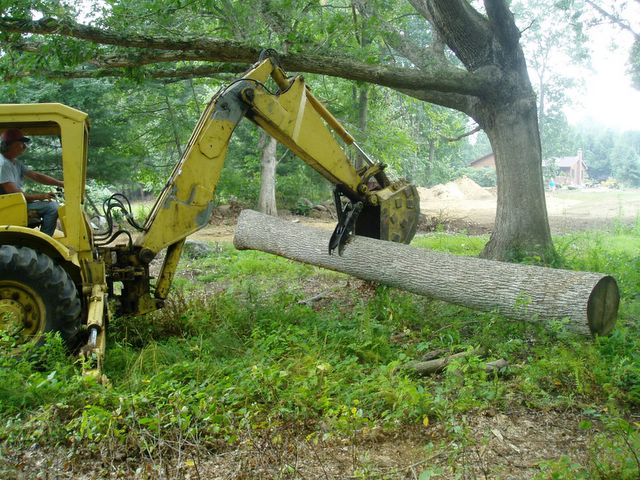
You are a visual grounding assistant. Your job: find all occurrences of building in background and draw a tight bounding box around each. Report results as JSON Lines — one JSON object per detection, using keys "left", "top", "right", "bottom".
{"left": 469, "top": 150, "right": 588, "bottom": 187}
{"left": 469, "top": 152, "right": 495, "bottom": 169}
{"left": 545, "top": 150, "right": 588, "bottom": 187}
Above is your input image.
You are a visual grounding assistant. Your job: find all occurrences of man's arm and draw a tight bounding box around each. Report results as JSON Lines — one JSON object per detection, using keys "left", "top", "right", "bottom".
{"left": 0, "top": 181, "right": 56, "bottom": 202}
{"left": 25, "top": 170, "right": 64, "bottom": 188}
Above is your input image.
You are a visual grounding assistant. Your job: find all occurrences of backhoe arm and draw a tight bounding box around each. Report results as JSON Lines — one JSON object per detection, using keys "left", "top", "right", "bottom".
{"left": 138, "top": 55, "right": 417, "bottom": 257}
{"left": 121, "top": 54, "right": 418, "bottom": 315}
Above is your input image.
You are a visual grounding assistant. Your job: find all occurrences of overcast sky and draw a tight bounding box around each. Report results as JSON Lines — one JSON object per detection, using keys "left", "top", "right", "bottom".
{"left": 564, "top": 8, "right": 640, "bottom": 132}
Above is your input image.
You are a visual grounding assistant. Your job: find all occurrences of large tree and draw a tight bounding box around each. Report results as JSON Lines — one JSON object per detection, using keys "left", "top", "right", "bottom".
{"left": 0, "top": 0, "right": 553, "bottom": 261}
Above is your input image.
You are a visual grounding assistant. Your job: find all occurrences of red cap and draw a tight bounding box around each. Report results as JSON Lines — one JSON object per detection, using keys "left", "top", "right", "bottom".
{"left": 1, "top": 128, "right": 31, "bottom": 144}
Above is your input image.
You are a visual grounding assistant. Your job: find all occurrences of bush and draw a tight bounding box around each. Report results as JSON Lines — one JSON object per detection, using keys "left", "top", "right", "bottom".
{"left": 276, "top": 163, "right": 330, "bottom": 210}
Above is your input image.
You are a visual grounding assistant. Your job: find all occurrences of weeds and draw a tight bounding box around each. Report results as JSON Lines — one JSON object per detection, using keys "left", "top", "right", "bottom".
{"left": 1, "top": 226, "right": 639, "bottom": 478}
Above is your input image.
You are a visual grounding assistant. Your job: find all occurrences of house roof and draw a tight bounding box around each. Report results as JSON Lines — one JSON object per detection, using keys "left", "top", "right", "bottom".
{"left": 544, "top": 155, "right": 587, "bottom": 169}
{"left": 555, "top": 156, "right": 580, "bottom": 167}
{"left": 469, "top": 152, "right": 494, "bottom": 166}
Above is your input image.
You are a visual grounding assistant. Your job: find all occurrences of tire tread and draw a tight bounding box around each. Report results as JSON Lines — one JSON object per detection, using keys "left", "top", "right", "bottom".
{"left": 0, "top": 245, "right": 81, "bottom": 345}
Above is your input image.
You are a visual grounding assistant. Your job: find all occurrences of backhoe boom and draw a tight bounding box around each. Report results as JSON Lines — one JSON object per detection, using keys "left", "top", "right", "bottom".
{"left": 139, "top": 56, "right": 417, "bottom": 250}
{"left": 125, "top": 54, "right": 419, "bottom": 317}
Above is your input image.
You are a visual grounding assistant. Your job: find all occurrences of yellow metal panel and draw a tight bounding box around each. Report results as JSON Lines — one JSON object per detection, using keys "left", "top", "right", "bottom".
{"left": 198, "top": 118, "right": 236, "bottom": 158}
{"left": 59, "top": 123, "right": 91, "bottom": 254}
{"left": 248, "top": 79, "right": 362, "bottom": 190}
{"left": 154, "top": 240, "right": 185, "bottom": 300}
{"left": 0, "top": 225, "right": 79, "bottom": 266}
{"left": 0, "top": 193, "right": 28, "bottom": 226}
{"left": 0, "top": 102, "right": 87, "bottom": 120}
{"left": 138, "top": 116, "right": 235, "bottom": 254}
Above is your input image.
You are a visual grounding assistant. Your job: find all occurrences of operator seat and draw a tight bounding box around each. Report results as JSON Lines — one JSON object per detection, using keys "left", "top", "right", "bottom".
{"left": 0, "top": 190, "right": 42, "bottom": 230}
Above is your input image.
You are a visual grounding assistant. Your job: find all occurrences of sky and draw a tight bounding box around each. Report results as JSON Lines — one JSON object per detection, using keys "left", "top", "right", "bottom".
{"left": 566, "top": 36, "right": 640, "bottom": 131}
{"left": 564, "top": 11, "right": 640, "bottom": 132}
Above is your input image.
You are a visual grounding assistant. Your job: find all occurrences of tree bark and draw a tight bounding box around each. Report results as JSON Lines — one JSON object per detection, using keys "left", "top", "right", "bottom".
{"left": 258, "top": 133, "right": 278, "bottom": 216}
{"left": 479, "top": 101, "right": 551, "bottom": 261}
{"left": 234, "top": 210, "right": 619, "bottom": 337}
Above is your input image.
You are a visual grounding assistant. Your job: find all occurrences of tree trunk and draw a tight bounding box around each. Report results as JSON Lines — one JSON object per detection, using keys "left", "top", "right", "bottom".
{"left": 234, "top": 209, "right": 619, "bottom": 336}
{"left": 479, "top": 101, "right": 552, "bottom": 261}
{"left": 162, "top": 85, "right": 183, "bottom": 158}
{"left": 414, "top": 0, "right": 556, "bottom": 262}
{"left": 427, "top": 139, "right": 436, "bottom": 182}
{"left": 355, "top": 84, "right": 369, "bottom": 170}
{"left": 258, "top": 133, "right": 278, "bottom": 216}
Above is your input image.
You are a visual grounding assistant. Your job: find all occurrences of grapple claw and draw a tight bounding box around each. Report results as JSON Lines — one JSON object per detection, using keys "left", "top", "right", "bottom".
{"left": 329, "top": 201, "right": 363, "bottom": 255}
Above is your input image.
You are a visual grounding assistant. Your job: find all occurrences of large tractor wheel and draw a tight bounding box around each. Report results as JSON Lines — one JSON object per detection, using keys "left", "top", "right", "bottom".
{"left": 0, "top": 245, "right": 81, "bottom": 348}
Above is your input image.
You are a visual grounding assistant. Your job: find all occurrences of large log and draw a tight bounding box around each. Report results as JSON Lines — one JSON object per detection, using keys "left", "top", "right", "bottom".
{"left": 233, "top": 210, "right": 619, "bottom": 336}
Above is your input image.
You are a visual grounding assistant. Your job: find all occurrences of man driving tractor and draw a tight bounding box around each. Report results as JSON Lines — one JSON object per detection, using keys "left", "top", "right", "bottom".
{"left": 0, "top": 128, "right": 64, "bottom": 235}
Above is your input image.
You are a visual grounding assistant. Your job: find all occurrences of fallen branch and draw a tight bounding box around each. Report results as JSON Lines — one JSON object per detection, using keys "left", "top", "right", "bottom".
{"left": 419, "top": 348, "right": 450, "bottom": 361}
{"left": 404, "top": 349, "right": 508, "bottom": 376}
{"left": 485, "top": 358, "right": 509, "bottom": 373}
{"left": 297, "top": 290, "right": 331, "bottom": 305}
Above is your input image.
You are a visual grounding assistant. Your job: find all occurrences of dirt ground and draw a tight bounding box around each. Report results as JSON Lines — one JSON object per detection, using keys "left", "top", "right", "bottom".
{"left": 3, "top": 408, "right": 598, "bottom": 479}
{"left": 193, "top": 185, "right": 640, "bottom": 243}
{"left": 416, "top": 182, "right": 640, "bottom": 235}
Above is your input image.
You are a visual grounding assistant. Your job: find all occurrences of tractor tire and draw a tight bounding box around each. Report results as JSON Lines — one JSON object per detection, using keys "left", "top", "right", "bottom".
{"left": 0, "top": 245, "right": 81, "bottom": 348}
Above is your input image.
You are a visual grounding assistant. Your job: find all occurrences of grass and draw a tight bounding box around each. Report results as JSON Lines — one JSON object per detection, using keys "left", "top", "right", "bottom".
{"left": 1, "top": 224, "right": 639, "bottom": 478}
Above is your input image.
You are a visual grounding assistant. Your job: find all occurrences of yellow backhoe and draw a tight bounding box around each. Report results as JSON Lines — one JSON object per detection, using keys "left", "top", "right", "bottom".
{"left": 0, "top": 52, "right": 419, "bottom": 375}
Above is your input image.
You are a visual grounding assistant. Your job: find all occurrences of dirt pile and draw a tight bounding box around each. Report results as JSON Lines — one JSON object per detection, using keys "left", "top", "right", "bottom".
{"left": 417, "top": 176, "right": 495, "bottom": 202}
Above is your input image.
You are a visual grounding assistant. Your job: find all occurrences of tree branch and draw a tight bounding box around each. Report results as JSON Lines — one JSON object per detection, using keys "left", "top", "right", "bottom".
{"left": 0, "top": 17, "right": 262, "bottom": 61}
{"left": 34, "top": 65, "right": 244, "bottom": 80}
{"left": 585, "top": 0, "right": 640, "bottom": 39}
{"left": 91, "top": 51, "right": 244, "bottom": 68}
{"left": 0, "top": 16, "right": 499, "bottom": 97}
{"left": 397, "top": 86, "right": 480, "bottom": 118}
{"left": 441, "top": 124, "right": 481, "bottom": 142}
{"left": 9, "top": 41, "right": 249, "bottom": 70}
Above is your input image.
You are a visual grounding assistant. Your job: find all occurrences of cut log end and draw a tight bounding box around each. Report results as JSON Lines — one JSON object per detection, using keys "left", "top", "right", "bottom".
{"left": 587, "top": 276, "right": 619, "bottom": 336}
